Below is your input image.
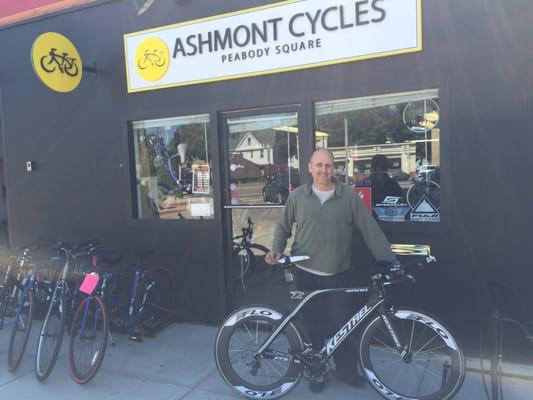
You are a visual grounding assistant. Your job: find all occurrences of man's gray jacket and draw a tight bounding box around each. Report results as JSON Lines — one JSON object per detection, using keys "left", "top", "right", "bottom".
{"left": 272, "top": 180, "right": 397, "bottom": 275}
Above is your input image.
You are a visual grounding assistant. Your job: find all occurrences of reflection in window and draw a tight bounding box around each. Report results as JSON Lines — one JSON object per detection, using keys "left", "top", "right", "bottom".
{"left": 315, "top": 89, "right": 440, "bottom": 223}
{"left": 227, "top": 113, "right": 300, "bottom": 206}
{"left": 131, "top": 114, "right": 213, "bottom": 220}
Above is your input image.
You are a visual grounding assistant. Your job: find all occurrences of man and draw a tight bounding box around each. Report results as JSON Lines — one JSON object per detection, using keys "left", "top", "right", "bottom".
{"left": 265, "top": 148, "right": 398, "bottom": 393}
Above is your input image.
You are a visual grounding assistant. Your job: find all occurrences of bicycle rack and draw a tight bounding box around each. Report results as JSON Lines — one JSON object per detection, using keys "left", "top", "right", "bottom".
{"left": 488, "top": 282, "right": 533, "bottom": 400}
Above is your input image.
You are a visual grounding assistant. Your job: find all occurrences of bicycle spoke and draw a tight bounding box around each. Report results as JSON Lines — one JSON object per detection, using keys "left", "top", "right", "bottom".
{"left": 412, "top": 334, "right": 439, "bottom": 358}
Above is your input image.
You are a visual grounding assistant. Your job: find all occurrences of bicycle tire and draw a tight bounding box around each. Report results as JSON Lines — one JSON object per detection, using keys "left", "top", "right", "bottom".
{"left": 406, "top": 180, "right": 441, "bottom": 210}
{"left": 215, "top": 305, "right": 304, "bottom": 399}
{"left": 0, "top": 284, "right": 8, "bottom": 329}
{"left": 39, "top": 55, "right": 56, "bottom": 73}
{"left": 137, "top": 267, "right": 175, "bottom": 335}
{"left": 243, "top": 244, "right": 276, "bottom": 287}
{"left": 7, "top": 289, "right": 34, "bottom": 372}
{"left": 232, "top": 246, "right": 254, "bottom": 282}
{"left": 68, "top": 295, "right": 108, "bottom": 384}
{"left": 360, "top": 308, "right": 465, "bottom": 400}
{"left": 64, "top": 61, "right": 79, "bottom": 77}
{"left": 35, "top": 288, "right": 67, "bottom": 380}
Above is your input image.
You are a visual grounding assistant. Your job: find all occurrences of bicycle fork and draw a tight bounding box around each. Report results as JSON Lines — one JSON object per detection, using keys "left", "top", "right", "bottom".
{"left": 380, "top": 310, "right": 412, "bottom": 362}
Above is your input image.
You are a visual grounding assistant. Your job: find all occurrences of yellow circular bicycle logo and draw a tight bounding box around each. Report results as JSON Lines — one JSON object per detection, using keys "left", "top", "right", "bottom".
{"left": 135, "top": 37, "right": 170, "bottom": 82}
{"left": 31, "top": 32, "right": 82, "bottom": 93}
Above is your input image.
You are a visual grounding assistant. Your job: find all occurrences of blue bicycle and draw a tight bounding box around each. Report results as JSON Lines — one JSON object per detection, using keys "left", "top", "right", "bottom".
{"left": 67, "top": 250, "right": 175, "bottom": 384}
{"left": 144, "top": 134, "right": 192, "bottom": 216}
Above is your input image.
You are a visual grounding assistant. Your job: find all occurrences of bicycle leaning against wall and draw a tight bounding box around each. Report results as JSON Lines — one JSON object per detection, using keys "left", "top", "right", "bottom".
{"left": 215, "top": 253, "right": 466, "bottom": 400}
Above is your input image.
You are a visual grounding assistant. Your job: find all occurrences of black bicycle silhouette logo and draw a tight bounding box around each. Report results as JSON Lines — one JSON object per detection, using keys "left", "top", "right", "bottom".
{"left": 137, "top": 49, "right": 166, "bottom": 70}
{"left": 39, "top": 48, "right": 79, "bottom": 77}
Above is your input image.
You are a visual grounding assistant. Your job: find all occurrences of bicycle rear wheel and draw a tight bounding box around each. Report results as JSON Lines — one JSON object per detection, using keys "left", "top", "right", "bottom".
{"left": 360, "top": 308, "right": 465, "bottom": 400}
{"left": 137, "top": 267, "right": 175, "bottom": 335}
{"left": 35, "top": 289, "right": 66, "bottom": 380}
{"left": 215, "top": 306, "right": 304, "bottom": 399}
{"left": 7, "top": 289, "right": 34, "bottom": 372}
{"left": 68, "top": 295, "right": 108, "bottom": 384}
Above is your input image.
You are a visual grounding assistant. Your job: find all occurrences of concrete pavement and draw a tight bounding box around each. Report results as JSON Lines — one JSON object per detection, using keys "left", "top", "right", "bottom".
{"left": 1, "top": 320, "right": 533, "bottom": 399}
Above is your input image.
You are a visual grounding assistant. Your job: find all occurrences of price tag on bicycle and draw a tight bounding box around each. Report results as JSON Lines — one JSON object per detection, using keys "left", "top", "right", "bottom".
{"left": 79, "top": 272, "right": 100, "bottom": 295}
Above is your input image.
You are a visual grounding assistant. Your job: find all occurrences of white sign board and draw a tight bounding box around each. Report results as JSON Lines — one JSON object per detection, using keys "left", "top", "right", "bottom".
{"left": 124, "top": 0, "right": 422, "bottom": 93}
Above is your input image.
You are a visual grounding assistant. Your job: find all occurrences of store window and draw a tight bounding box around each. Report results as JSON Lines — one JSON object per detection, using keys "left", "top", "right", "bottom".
{"left": 131, "top": 114, "right": 213, "bottom": 220}
{"left": 315, "top": 89, "right": 441, "bottom": 223}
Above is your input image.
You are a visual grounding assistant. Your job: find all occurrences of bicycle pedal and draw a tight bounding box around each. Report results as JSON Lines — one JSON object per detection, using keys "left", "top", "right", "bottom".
{"left": 128, "top": 335, "right": 143, "bottom": 343}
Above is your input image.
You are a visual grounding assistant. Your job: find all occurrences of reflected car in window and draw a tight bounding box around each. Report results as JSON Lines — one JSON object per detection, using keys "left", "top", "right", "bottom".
{"left": 262, "top": 174, "right": 300, "bottom": 204}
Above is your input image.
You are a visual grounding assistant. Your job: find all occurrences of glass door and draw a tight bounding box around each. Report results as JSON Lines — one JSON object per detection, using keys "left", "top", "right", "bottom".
{"left": 221, "top": 107, "right": 301, "bottom": 309}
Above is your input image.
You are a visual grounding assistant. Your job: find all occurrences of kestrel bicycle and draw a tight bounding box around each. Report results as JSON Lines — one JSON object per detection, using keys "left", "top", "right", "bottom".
{"left": 215, "top": 254, "right": 465, "bottom": 400}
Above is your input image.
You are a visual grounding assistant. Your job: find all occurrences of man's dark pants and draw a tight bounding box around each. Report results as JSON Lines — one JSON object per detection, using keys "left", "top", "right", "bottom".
{"left": 293, "top": 267, "right": 361, "bottom": 376}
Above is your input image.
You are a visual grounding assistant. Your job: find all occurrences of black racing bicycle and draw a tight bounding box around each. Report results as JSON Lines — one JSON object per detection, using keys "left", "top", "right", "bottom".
{"left": 215, "top": 254, "right": 465, "bottom": 400}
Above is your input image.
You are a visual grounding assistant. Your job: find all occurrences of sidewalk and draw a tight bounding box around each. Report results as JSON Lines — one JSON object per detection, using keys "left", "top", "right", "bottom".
{"left": 1, "top": 321, "right": 533, "bottom": 399}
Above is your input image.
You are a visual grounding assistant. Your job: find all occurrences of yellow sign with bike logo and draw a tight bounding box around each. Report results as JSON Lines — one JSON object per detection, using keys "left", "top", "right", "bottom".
{"left": 134, "top": 37, "right": 170, "bottom": 82}
{"left": 31, "top": 32, "right": 82, "bottom": 93}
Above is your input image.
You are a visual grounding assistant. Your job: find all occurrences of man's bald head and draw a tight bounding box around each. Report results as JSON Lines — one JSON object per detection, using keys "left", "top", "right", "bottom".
{"left": 308, "top": 148, "right": 335, "bottom": 189}
{"left": 309, "top": 148, "right": 334, "bottom": 166}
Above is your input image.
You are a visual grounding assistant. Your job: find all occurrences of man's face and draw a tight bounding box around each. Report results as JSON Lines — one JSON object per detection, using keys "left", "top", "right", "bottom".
{"left": 308, "top": 151, "right": 334, "bottom": 186}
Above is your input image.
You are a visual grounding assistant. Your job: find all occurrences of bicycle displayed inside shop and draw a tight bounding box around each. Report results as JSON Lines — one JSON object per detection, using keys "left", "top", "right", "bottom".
{"left": 215, "top": 253, "right": 466, "bottom": 400}
{"left": 144, "top": 134, "right": 192, "bottom": 216}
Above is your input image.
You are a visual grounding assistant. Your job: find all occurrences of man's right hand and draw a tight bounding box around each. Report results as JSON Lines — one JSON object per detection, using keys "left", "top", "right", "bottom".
{"left": 265, "top": 251, "right": 282, "bottom": 265}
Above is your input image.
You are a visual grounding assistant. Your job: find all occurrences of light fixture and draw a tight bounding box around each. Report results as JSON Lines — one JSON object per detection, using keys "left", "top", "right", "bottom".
{"left": 132, "top": 0, "right": 155, "bottom": 15}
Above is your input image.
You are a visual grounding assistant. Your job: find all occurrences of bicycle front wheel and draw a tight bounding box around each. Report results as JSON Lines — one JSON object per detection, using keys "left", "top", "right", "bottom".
{"left": 137, "top": 267, "right": 175, "bottom": 335}
{"left": 215, "top": 306, "right": 304, "bottom": 399}
{"left": 0, "top": 283, "right": 8, "bottom": 329}
{"left": 68, "top": 295, "right": 108, "bottom": 384}
{"left": 360, "top": 308, "right": 465, "bottom": 400}
{"left": 35, "top": 289, "right": 66, "bottom": 380}
{"left": 232, "top": 246, "right": 254, "bottom": 282}
{"left": 7, "top": 289, "right": 34, "bottom": 372}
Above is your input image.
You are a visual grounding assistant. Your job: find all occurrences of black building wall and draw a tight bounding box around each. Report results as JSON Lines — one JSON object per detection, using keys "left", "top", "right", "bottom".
{"left": 0, "top": 0, "right": 531, "bottom": 342}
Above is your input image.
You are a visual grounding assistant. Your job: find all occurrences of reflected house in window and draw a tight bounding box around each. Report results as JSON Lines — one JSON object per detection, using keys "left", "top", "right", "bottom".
{"left": 229, "top": 129, "right": 298, "bottom": 180}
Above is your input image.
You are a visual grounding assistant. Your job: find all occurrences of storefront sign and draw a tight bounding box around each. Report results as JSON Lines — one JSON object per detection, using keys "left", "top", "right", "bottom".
{"left": 31, "top": 32, "right": 83, "bottom": 92}
{"left": 124, "top": 0, "right": 422, "bottom": 93}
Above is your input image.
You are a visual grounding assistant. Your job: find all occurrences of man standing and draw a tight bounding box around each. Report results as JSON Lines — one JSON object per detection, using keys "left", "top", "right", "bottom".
{"left": 265, "top": 148, "right": 398, "bottom": 393}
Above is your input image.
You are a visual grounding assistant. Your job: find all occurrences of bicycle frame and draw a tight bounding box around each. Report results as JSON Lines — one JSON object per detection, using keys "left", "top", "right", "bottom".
{"left": 153, "top": 139, "right": 181, "bottom": 189}
{"left": 100, "top": 263, "right": 149, "bottom": 327}
{"left": 255, "top": 286, "right": 398, "bottom": 360}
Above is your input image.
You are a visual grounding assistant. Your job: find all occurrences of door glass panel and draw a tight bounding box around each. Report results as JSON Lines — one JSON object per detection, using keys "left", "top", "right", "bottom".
{"left": 227, "top": 112, "right": 300, "bottom": 206}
